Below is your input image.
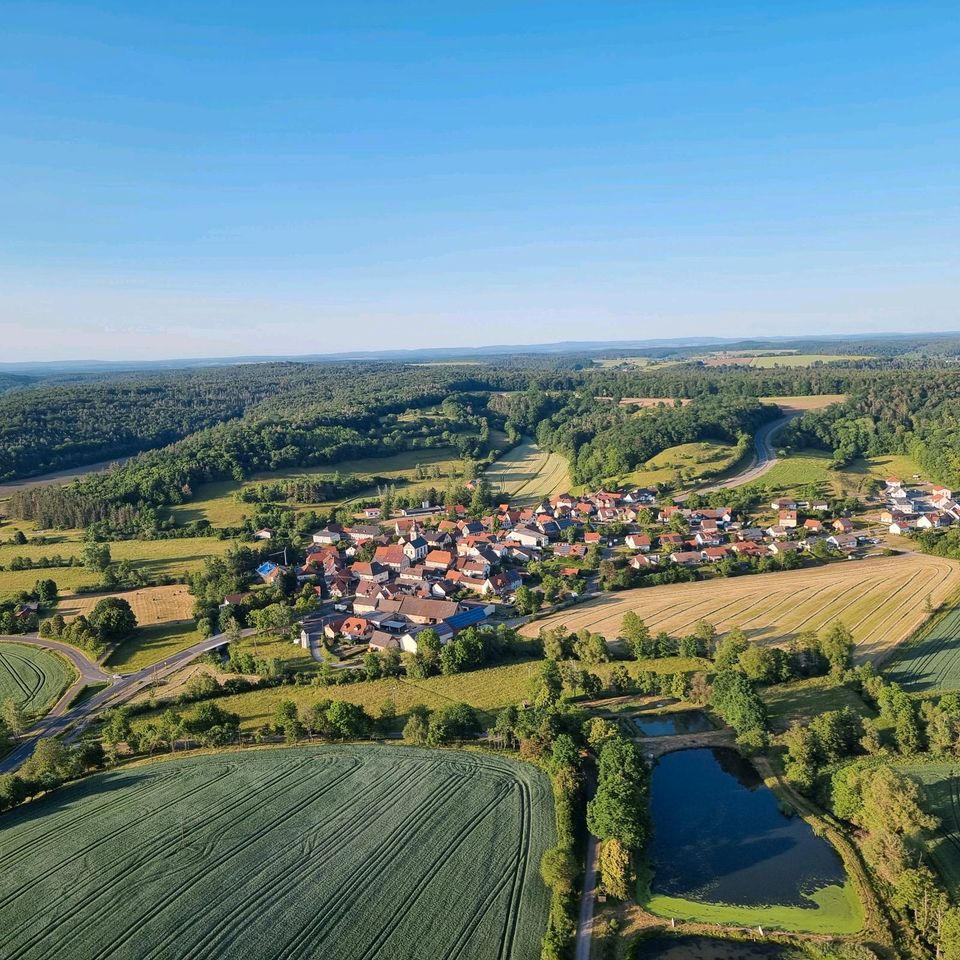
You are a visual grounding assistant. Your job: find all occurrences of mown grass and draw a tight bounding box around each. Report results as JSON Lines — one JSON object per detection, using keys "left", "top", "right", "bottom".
{"left": 106, "top": 621, "right": 202, "bottom": 674}
{"left": 762, "top": 677, "right": 874, "bottom": 733}
{"left": 642, "top": 880, "right": 863, "bottom": 934}
{"left": 0, "top": 641, "right": 74, "bottom": 716}
{"left": 0, "top": 745, "right": 555, "bottom": 960}
{"left": 487, "top": 438, "right": 572, "bottom": 505}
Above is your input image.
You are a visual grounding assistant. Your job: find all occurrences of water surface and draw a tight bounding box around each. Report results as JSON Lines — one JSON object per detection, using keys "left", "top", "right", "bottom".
{"left": 649, "top": 747, "right": 846, "bottom": 907}
{"left": 632, "top": 934, "right": 795, "bottom": 959}
{"left": 632, "top": 710, "right": 715, "bottom": 737}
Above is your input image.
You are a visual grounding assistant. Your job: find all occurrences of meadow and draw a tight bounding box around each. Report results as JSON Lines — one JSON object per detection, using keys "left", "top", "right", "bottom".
{"left": 105, "top": 621, "right": 202, "bottom": 674}
{"left": 0, "top": 745, "right": 555, "bottom": 960}
{"left": 0, "top": 641, "right": 74, "bottom": 715}
{"left": 487, "top": 438, "right": 572, "bottom": 505}
{"left": 705, "top": 354, "right": 870, "bottom": 368}
{"left": 521, "top": 554, "right": 960, "bottom": 664}
{"left": 621, "top": 441, "right": 740, "bottom": 488}
{"left": 885, "top": 604, "right": 960, "bottom": 693}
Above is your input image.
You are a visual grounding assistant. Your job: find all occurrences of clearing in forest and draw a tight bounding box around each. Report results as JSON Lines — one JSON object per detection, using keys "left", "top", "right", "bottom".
{"left": 0, "top": 641, "right": 73, "bottom": 715}
{"left": 521, "top": 554, "right": 960, "bottom": 663}
{"left": 487, "top": 438, "right": 572, "bottom": 505}
{"left": 0, "top": 745, "right": 554, "bottom": 960}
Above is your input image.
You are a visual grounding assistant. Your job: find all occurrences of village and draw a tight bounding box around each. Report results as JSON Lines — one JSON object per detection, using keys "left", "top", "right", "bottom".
{"left": 235, "top": 475, "right": 892, "bottom": 670}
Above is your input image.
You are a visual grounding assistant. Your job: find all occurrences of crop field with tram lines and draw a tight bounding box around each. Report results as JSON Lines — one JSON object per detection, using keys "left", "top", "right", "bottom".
{"left": 0, "top": 641, "right": 73, "bottom": 715}
{"left": 895, "top": 762, "right": 960, "bottom": 898}
{"left": 885, "top": 602, "right": 960, "bottom": 692}
{"left": 487, "top": 438, "right": 572, "bottom": 506}
{"left": 0, "top": 745, "right": 554, "bottom": 960}
{"left": 521, "top": 554, "right": 960, "bottom": 663}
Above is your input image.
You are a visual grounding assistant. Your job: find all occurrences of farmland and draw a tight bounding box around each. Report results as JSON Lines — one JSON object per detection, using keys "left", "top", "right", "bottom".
{"left": 896, "top": 761, "right": 960, "bottom": 898}
{"left": 0, "top": 641, "right": 74, "bottom": 715}
{"left": 0, "top": 745, "right": 554, "bottom": 960}
{"left": 487, "top": 438, "right": 572, "bottom": 505}
{"left": 885, "top": 603, "right": 960, "bottom": 693}
{"left": 757, "top": 394, "right": 847, "bottom": 411}
{"left": 521, "top": 554, "right": 960, "bottom": 663}
{"left": 59, "top": 584, "right": 194, "bottom": 627}
{"left": 704, "top": 354, "right": 870, "bottom": 368}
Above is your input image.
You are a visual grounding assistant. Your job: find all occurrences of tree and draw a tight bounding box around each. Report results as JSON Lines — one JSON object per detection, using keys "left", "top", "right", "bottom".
{"left": 88, "top": 596, "right": 137, "bottom": 641}
{"left": 573, "top": 631, "right": 609, "bottom": 665}
{"left": 737, "top": 645, "right": 779, "bottom": 684}
{"left": 539, "top": 846, "right": 578, "bottom": 897}
{"left": 514, "top": 585, "right": 541, "bottom": 616}
{"left": 714, "top": 627, "right": 749, "bottom": 669}
{"left": 272, "top": 700, "right": 304, "bottom": 741}
{"left": 326, "top": 700, "right": 369, "bottom": 739}
{"left": 1, "top": 698, "right": 26, "bottom": 737}
{"left": 33, "top": 578, "right": 58, "bottom": 605}
{"left": 818, "top": 621, "right": 854, "bottom": 671}
{"left": 586, "top": 737, "right": 649, "bottom": 849}
{"left": 403, "top": 704, "right": 430, "bottom": 745}
{"left": 362, "top": 651, "right": 383, "bottom": 681}
{"left": 541, "top": 626, "right": 572, "bottom": 661}
{"left": 81, "top": 541, "right": 112, "bottom": 572}
{"left": 531, "top": 659, "right": 563, "bottom": 708}
{"left": 597, "top": 838, "right": 631, "bottom": 900}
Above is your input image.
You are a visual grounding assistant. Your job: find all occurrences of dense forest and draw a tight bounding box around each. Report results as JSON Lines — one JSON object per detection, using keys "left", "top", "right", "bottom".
{"left": 7, "top": 345, "right": 960, "bottom": 532}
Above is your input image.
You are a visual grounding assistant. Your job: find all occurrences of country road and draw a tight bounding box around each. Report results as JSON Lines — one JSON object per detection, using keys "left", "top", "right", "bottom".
{"left": 681, "top": 411, "right": 800, "bottom": 498}
{"left": 0, "top": 628, "right": 249, "bottom": 773}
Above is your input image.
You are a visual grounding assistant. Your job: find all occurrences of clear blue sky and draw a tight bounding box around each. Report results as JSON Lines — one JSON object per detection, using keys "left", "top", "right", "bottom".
{"left": 1, "top": 1, "right": 958, "bottom": 360}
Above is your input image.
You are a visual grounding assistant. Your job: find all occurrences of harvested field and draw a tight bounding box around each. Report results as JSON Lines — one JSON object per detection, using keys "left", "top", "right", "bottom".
{"left": 886, "top": 602, "right": 960, "bottom": 692}
{"left": 521, "top": 554, "right": 960, "bottom": 663}
{"left": 0, "top": 745, "right": 554, "bottom": 960}
{"left": 59, "top": 584, "right": 194, "bottom": 627}
{"left": 487, "top": 438, "right": 571, "bottom": 505}
{"left": 0, "top": 641, "right": 73, "bottom": 715}
{"left": 757, "top": 394, "right": 847, "bottom": 411}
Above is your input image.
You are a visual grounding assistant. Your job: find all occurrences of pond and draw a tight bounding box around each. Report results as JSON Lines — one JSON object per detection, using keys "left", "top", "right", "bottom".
{"left": 649, "top": 748, "right": 847, "bottom": 908}
{"left": 632, "top": 710, "right": 715, "bottom": 737}
{"left": 632, "top": 935, "right": 797, "bottom": 959}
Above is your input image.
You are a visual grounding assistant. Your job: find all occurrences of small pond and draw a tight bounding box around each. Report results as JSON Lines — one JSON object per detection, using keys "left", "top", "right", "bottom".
{"left": 632, "top": 935, "right": 796, "bottom": 959}
{"left": 632, "top": 710, "right": 715, "bottom": 737}
{"left": 649, "top": 747, "right": 846, "bottom": 907}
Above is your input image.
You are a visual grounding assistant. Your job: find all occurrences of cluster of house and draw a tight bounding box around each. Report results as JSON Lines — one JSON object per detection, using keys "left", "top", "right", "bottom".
{"left": 254, "top": 504, "right": 548, "bottom": 657}
{"left": 882, "top": 478, "right": 957, "bottom": 534}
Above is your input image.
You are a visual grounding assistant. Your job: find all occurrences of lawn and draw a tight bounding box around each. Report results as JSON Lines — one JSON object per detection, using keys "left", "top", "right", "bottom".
{"left": 885, "top": 602, "right": 960, "bottom": 693}
{"left": 521, "top": 554, "right": 960, "bottom": 664}
{"left": 0, "top": 641, "right": 74, "bottom": 716}
{"left": 0, "top": 745, "right": 555, "bottom": 960}
{"left": 105, "top": 621, "right": 203, "bottom": 674}
{"left": 486, "top": 438, "right": 572, "bottom": 506}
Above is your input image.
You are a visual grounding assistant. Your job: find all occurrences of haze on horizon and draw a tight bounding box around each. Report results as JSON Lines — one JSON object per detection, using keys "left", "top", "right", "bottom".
{"left": 2, "top": 1, "right": 958, "bottom": 362}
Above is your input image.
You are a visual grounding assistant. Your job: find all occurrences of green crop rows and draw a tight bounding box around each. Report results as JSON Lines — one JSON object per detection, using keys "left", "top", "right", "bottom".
{"left": 0, "top": 641, "right": 72, "bottom": 715}
{"left": 885, "top": 604, "right": 960, "bottom": 692}
{"left": 898, "top": 762, "right": 960, "bottom": 897}
{"left": 0, "top": 745, "right": 555, "bottom": 960}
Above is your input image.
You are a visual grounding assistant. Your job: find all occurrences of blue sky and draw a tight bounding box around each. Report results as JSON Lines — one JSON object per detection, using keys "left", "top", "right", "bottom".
{"left": 1, "top": 1, "right": 958, "bottom": 359}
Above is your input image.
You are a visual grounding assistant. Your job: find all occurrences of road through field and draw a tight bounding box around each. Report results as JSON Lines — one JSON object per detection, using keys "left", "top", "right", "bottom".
{"left": 521, "top": 554, "right": 960, "bottom": 663}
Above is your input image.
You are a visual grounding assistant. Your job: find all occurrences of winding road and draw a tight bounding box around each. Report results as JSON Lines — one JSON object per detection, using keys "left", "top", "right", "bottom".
{"left": 680, "top": 410, "right": 801, "bottom": 499}
{"left": 0, "top": 629, "right": 243, "bottom": 773}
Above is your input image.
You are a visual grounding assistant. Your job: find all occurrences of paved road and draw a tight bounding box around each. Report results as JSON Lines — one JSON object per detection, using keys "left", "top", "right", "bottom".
{"left": 0, "top": 629, "right": 244, "bottom": 773}
{"left": 574, "top": 768, "right": 599, "bottom": 960}
{"left": 681, "top": 411, "right": 801, "bottom": 498}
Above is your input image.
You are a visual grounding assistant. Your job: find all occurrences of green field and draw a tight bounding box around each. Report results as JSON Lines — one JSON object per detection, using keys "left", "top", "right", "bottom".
{"left": 621, "top": 441, "right": 740, "bottom": 488}
{"left": 746, "top": 354, "right": 871, "bottom": 368}
{"left": 897, "top": 761, "right": 960, "bottom": 897}
{"left": 486, "top": 438, "right": 572, "bottom": 505}
{"left": 105, "top": 621, "right": 203, "bottom": 674}
{"left": 762, "top": 677, "right": 874, "bottom": 733}
{"left": 0, "top": 745, "right": 554, "bottom": 960}
{"left": 749, "top": 449, "right": 926, "bottom": 498}
{"left": 885, "top": 604, "right": 960, "bottom": 693}
{"left": 0, "top": 641, "right": 74, "bottom": 715}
